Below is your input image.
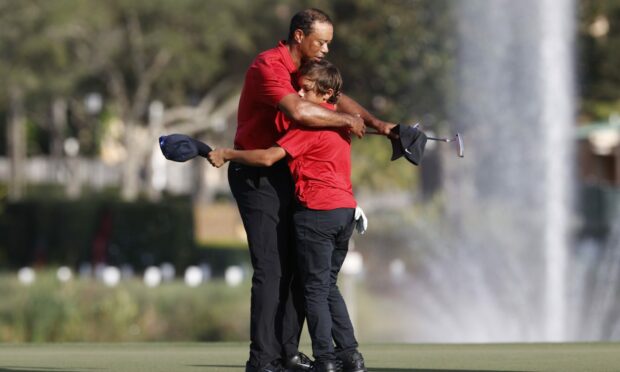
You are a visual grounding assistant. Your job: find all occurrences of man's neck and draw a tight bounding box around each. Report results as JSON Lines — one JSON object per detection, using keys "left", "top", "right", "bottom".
{"left": 287, "top": 42, "right": 303, "bottom": 68}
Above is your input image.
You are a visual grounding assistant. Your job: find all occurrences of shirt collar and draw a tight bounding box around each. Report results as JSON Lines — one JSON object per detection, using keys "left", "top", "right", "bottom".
{"left": 277, "top": 41, "right": 298, "bottom": 74}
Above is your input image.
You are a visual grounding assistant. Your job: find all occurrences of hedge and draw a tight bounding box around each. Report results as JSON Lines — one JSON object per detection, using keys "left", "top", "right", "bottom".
{"left": 0, "top": 197, "right": 196, "bottom": 270}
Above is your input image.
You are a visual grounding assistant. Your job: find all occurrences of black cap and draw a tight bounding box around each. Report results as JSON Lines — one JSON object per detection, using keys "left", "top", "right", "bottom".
{"left": 389, "top": 124, "right": 427, "bottom": 166}
{"left": 159, "top": 134, "right": 213, "bottom": 162}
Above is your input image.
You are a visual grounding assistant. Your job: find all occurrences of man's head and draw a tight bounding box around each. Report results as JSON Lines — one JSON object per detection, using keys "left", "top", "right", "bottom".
{"left": 288, "top": 8, "right": 333, "bottom": 63}
{"left": 297, "top": 60, "right": 342, "bottom": 105}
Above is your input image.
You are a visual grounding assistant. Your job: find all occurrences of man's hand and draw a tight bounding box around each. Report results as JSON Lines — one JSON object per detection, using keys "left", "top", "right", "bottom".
{"left": 348, "top": 114, "right": 366, "bottom": 138}
{"left": 207, "top": 149, "right": 227, "bottom": 168}
{"left": 373, "top": 120, "right": 397, "bottom": 136}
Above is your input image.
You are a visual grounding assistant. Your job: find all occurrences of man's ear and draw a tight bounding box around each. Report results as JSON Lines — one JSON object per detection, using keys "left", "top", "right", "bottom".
{"left": 293, "top": 29, "right": 305, "bottom": 44}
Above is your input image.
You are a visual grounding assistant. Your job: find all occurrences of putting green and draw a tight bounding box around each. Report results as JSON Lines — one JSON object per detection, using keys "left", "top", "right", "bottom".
{"left": 0, "top": 342, "right": 619, "bottom": 371}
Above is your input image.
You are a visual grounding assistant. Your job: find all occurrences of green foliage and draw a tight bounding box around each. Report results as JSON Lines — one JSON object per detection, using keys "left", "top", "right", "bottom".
{"left": 0, "top": 0, "right": 283, "bottom": 153}
{"left": 1, "top": 198, "right": 196, "bottom": 269}
{"left": 351, "top": 135, "right": 418, "bottom": 190}
{"left": 280, "top": 0, "right": 454, "bottom": 190}
{"left": 0, "top": 1, "right": 91, "bottom": 97}
{"left": 578, "top": 0, "right": 620, "bottom": 121}
{"left": 0, "top": 0, "right": 453, "bottom": 191}
{"left": 1, "top": 1, "right": 618, "bottom": 161}
{"left": 0, "top": 271, "right": 250, "bottom": 342}
{"left": 316, "top": 0, "right": 454, "bottom": 126}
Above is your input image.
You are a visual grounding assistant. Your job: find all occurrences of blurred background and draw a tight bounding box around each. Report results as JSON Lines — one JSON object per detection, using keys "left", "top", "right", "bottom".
{"left": 1, "top": 0, "right": 620, "bottom": 343}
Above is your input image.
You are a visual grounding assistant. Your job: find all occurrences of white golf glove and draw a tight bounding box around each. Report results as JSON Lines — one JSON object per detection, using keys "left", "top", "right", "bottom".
{"left": 354, "top": 206, "right": 368, "bottom": 235}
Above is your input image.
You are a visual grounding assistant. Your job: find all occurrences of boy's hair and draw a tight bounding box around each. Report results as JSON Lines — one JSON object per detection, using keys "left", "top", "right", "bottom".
{"left": 298, "top": 59, "right": 342, "bottom": 104}
{"left": 288, "top": 8, "right": 332, "bottom": 43}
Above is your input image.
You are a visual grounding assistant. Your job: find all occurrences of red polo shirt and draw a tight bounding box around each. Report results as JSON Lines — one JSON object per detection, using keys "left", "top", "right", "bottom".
{"left": 276, "top": 104, "right": 356, "bottom": 210}
{"left": 234, "top": 41, "right": 297, "bottom": 150}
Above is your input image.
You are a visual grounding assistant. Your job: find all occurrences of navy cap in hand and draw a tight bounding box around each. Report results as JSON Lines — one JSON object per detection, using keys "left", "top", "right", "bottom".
{"left": 389, "top": 124, "right": 427, "bottom": 166}
{"left": 159, "top": 134, "right": 212, "bottom": 162}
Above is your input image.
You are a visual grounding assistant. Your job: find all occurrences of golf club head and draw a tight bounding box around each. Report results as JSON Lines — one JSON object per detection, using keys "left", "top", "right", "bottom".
{"left": 456, "top": 133, "right": 464, "bottom": 158}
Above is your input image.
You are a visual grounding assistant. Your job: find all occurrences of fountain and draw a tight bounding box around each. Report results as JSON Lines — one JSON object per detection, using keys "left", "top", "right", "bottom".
{"left": 400, "top": 0, "right": 576, "bottom": 342}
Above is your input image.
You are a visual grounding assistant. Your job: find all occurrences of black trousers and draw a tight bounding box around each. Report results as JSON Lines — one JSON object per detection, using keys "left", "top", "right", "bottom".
{"left": 228, "top": 160, "right": 305, "bottom": 368}
{"left": 293, "top": 206, "right": 359, "bottom": 362}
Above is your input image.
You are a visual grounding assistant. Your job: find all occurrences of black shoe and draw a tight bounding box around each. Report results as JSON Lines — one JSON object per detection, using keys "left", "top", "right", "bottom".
{"left": 286, "top": 352, "right": 314, "bottom": 371}
{"left": 338, "top": 351, "right": 366, "bottom": 372}
{"left": 312, "top": 359, "right": 340, "bottom": 372}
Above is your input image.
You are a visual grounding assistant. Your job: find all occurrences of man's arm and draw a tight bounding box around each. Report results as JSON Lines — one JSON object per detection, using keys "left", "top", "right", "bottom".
{"left": 278, "top": 94, "right": 366, "bottom": 138}
{"left": 336, "top": 94, "right": 396, "bottom": 136}
{"left": 208, "top": 147, "right": 287, "bottom": 168}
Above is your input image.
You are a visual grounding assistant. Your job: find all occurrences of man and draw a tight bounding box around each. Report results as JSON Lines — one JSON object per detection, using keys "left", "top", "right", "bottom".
{"left": 212, "top": 59, "right": 369, "bottom": 372}
{"left": 230, "top": 8, "right": 393, "bottom": 372}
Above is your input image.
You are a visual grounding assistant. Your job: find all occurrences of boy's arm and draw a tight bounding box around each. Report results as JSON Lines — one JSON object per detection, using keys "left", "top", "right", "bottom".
{"left": 208, "top": 147, "right": 287, "bottom": 168}
{"left": 336, "top": 94, "right": 396, "bottom": 136}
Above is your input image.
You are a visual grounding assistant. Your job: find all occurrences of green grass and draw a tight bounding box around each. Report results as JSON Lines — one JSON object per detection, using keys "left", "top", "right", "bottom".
{"left": 0, "top": 342, "right": 619, "bottom": 372}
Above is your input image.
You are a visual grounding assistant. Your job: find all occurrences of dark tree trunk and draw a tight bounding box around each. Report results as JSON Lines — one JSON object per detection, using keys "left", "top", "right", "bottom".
{"left": 8, "top": 86, "right": 26, "bottom": 201}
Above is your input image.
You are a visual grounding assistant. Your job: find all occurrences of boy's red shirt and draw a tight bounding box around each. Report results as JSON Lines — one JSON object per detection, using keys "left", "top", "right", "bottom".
{"left": 277, "top": 103, "right": 356, "bottom": 210}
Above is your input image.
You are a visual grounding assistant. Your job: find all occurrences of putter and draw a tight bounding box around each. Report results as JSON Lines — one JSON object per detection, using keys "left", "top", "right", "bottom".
{"left": 367, "top": 125, "right": 465, "bottom": 158}
{"left": 415, "top": 123, "right": 464, "bottom": 158}
{"left": 426, "top": 133, "right": 464, "bottom": 158}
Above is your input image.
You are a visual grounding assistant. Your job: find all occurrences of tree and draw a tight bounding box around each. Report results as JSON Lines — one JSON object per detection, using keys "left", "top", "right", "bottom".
{"left": 0, "top": 1, "right": 87, "bottom": 199}
{"left": 291, "top": 0, "right": 455, "bottom": 189}
{"left": 1, "top": 0, "right": 457, "bottom": 197}
{"left": 578, "top": 0, "right": 620, "bottom": 121}
{"left": 62, "top": 0, "right": 294, "bottom": 200}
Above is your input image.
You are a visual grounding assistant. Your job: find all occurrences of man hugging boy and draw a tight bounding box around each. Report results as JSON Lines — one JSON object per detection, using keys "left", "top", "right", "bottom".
{"left": 209, "top": 60, "right": 367, "bottom": 372}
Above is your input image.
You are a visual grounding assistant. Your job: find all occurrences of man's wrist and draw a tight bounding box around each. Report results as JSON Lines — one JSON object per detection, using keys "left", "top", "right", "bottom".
{"left": 346, "top": 113, "right": 360, "bottom": 128}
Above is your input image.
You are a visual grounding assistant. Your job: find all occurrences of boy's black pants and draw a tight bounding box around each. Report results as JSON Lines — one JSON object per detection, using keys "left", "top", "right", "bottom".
{"left": 293, "top": 206, "right": 359, "bottom": 362}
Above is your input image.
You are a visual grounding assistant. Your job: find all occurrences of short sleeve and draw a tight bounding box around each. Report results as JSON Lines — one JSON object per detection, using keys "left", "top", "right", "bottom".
{"left": 251, "top": 59, "right": 297, "bottom": 108}
{"left": 274, "top": 111, "right": 293, "bottom": 134}
{"left": 277, "top": 127, "right": 314, "bottom": 159}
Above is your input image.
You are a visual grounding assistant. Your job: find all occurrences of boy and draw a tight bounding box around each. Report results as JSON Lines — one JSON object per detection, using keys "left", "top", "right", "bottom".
{"left": 209, "top": 60, "right": 366, "bottom": 372}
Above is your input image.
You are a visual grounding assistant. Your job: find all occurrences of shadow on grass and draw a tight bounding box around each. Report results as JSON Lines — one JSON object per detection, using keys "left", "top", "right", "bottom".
{"left": 189, "top": 366, "right": 529, "bottom": 372}
{"left": 0, "top": 369, "right": 64, "bottom": 372}
{"left": 188, "top": 364, "right": 530, "bottom": 372}
{"left": 0, "top": 368, "right": 96, "bottom": 372}
{"left": 368, "top": 369, "right": 529, "bottom": 372}
{"left": 188, "top": 365, "right": 245, "bottom": 369}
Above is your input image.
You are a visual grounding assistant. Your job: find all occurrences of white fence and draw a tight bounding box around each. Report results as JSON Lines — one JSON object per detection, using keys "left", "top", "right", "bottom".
{"left": 0, "top": 156, "right": 229, "bottom": 197}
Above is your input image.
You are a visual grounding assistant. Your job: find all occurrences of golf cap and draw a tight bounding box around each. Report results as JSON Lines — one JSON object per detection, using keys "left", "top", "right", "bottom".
{"left": 390, "top": 124, "right": 427, "bottom": 166}
{"left": 159, "top": 134, "right": 212, "bottom": 162}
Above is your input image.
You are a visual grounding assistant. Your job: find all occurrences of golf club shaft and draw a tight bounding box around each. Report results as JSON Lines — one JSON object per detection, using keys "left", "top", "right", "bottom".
{"left": 366, "top": 131, "right": 453, "bottom": 142}
{"left": 426, "top": 137, "right": 453, "bottom": 142}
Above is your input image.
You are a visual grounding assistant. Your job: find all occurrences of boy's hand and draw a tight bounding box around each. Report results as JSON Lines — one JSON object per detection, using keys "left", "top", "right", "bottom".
{"left": 354, "top": 206, "right": 368, "bottom": 234}
{"left": 207, "top": 149, "right": 227, "bottom": 168}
